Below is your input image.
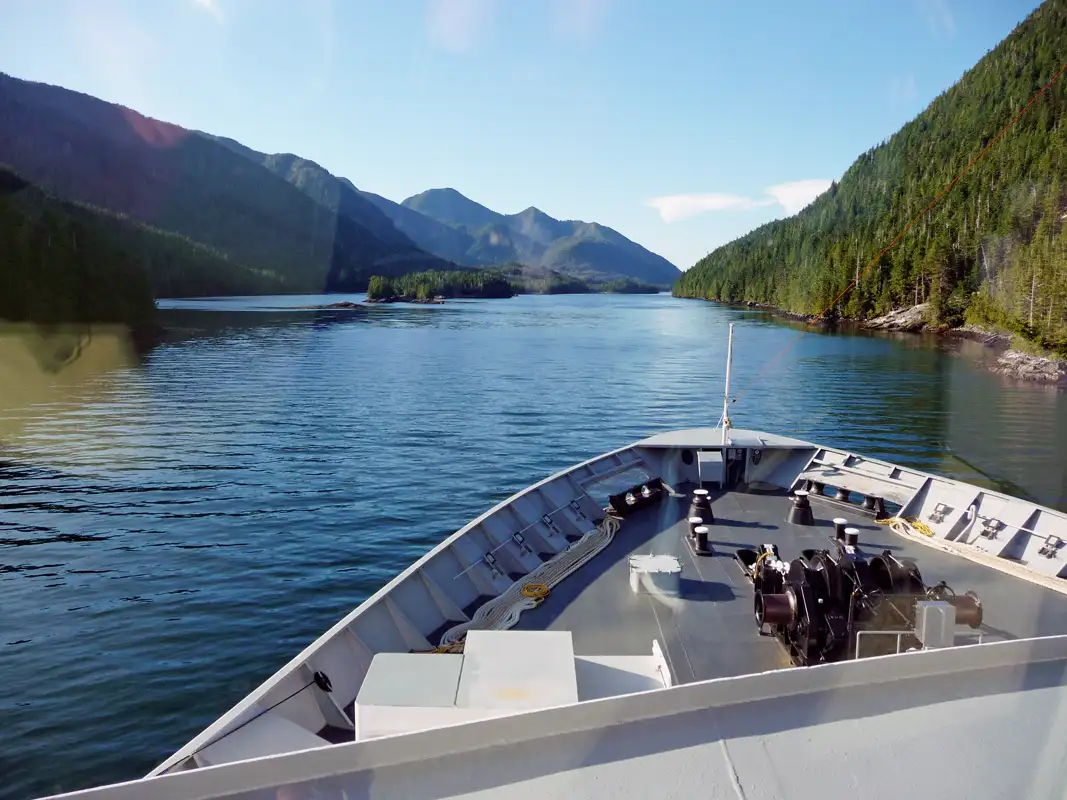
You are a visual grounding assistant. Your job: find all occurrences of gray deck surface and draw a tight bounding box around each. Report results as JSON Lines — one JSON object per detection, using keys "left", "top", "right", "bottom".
{"left": 514, "top": 486, "right": 1067, "bottom": 684}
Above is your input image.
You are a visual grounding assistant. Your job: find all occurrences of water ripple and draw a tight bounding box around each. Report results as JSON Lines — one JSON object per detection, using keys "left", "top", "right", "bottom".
{"left": 0, "top": 294, "right": 1065, "bottom": 799}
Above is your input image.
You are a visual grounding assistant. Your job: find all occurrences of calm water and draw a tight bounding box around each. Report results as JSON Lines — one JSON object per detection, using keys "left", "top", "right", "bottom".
{"left": 2, "top": 293, "right": 1065, "bottom": 799}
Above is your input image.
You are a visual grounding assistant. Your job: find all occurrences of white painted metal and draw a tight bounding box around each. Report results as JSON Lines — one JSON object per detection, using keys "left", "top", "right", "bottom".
{"left": 628, "top": 554, "right": 682, "bottom": 596}
{"left": 355, "top": 634, "right": 670, "bottom": 742}
{"left": 191, "top": 714, "right": 327, "bottom": 769}
{"left": 722, "top": 322, "right": 734, "bottom": 446}
{"left": 108, "top": 426, "right": 1067, "bottom": 787}
{"left": 696, "top": 449, "right": 723, "bottom": 484}
{"left": 854, "top": 629, "right": 908, "bottom": 658}
{"left": 354, "top": 653, "right": 509, "bottom": 741}
{"left": 41, "top": 636, "right": 1067, "bottom": 800}
{"left": 573, "top": 656, "right": 666, "bottom": 700}
{"left": 357, "top": 652, "right": 463, "bottom": 709}
{"left": 457, "top": 630, "right": 579, "bottom": 711}
{"left": 915, "top": 601, "right": 956, "bottom": 649}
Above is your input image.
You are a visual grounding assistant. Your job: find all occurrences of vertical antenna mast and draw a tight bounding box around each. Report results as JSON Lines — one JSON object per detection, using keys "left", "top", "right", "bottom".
{"left": 722, "top": 323, "right": 734, "bottom": 446}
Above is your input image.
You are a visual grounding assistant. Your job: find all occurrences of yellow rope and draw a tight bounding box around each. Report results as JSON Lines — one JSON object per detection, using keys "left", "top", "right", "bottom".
{"left": 521, "top": 583, "right": 550, "bottom": 599}
{"left": 751, "top": 550, "right": 771, "bottom": 574}
{"left": 876, "top": 516, "right": 936, "bottom": 537}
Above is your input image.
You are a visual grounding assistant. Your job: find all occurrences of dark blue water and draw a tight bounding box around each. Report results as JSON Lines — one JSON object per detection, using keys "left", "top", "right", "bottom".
{"left": 2, "top": 293, "right": 1065, "bottom": 799}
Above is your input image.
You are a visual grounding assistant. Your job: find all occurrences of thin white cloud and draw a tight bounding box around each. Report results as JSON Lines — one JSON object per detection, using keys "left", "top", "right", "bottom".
{"left": 553, "top": 0, "right": 611, "bottom": 40}
{"left": 890, "top": 74, "right": 917, "bottom": 104}
{"left": 645, "top": 194, "right": 771, "bottom": 223}
{"left": 193, "top": 0, "right": 225, "bottom": 24}
{"left": 765, "top": 179, "right": 833, "bottom": 215}
{"left": 647, "top": 179, "right": 833, "bottom": 223}
{"left": 426, "top": 0, "right": 496, "bottom": 53}
{"left": 919, "top": 0, "right": 955, "bottom": 36}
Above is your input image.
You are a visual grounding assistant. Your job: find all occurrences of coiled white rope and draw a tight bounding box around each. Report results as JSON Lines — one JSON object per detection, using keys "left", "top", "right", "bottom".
{"left": 439, "top": 514, "right": 622, "bottom": 647}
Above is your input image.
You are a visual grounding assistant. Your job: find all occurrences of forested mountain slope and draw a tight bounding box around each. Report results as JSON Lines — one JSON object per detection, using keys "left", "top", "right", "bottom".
{"left": 1, "top": 167, "right": 282, "bottom": 325}
{"left": 674, "top": 1, "right": 1067, "bottom": 353}
{"left": 0, "top": 74, "right": 449, "bottom": 294}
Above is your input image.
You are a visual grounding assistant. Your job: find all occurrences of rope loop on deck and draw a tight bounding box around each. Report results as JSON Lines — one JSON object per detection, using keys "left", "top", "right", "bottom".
{"left": 876, "top": 516, "right": 936, "bottom": 537}
{"left": 439, "top": 514, "right": 621, "bottom": 647}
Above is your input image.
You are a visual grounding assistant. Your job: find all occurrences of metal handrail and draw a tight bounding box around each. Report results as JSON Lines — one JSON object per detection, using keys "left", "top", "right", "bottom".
{"left": 451, "top": 498, "right": 587, "bottom": 580}
{"left": 854, "top": 629, "right": 908, "bottom": 659}
{"left": 805, "top": 458, "right": 920, "bottom": 489}
{"left": 854, "top": 628, "right": 985, "bottom": 658}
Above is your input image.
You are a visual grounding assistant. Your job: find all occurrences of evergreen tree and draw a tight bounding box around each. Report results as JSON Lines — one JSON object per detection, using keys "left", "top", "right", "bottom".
{"left": 674, "top": 0, "right": 1067, "bottom": 356}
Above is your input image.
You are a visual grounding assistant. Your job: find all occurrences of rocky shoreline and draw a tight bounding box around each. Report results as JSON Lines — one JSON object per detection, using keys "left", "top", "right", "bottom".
{"left": 864, "top": 304, "right": 930, "bottom": 333}
{"left": 736, "top": 299, "right": 1065, "bottom": 385}
{"left": 300, "top": 298, "right": 446, "bottom": 309}
{"left": 363, "top": 296, "right": 445, "bottom": 305}
{"left": 862, "top": 304, "right": 1064, "bottom": 384}
{"left": 988, "top": 349, "right": 1067, "bottom": 384}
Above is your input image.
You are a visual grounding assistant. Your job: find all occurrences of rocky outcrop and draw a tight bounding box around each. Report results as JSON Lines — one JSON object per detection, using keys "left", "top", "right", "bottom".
{"left": 864, "top": 304, "right": 930, "bottom": 332}
{"left": 952, "top": 324, "right": 1013, "bottom": 347}
{"left": 991, "top": 349, "right": 1067, "bottom": 384}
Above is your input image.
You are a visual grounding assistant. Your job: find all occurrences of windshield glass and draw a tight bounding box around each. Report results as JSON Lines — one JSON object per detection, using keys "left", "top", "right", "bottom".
{"left": 2, "top": 2, "right": 1066, "bottom": 799}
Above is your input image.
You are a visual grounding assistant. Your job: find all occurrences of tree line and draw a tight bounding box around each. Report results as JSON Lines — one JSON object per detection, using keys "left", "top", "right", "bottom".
{"left": 367, "top": 270, "right": 514, "bottom": 300}
{"left": 1, "top": 166, "right": 292, "bottom": 326}
{"left": 674, "top": 1, "right": 1067, "bottom": 357}
{"left": 366, "top": 265, "right": 664, "bottom": 300}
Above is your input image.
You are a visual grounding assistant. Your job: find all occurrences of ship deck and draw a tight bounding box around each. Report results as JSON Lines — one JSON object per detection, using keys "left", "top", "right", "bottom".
{"left": 514, "top": 486, "right": 1067, "bottom": 683}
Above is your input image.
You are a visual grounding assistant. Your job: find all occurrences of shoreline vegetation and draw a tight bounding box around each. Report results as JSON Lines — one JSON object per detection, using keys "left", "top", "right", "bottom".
{"left": 711, "top": 297, "right": 1066, "bottom": 384}
{"left": 363, "top": 267, "right": 662, "bottom": 303}
{"left": 673, "top": 5, "right": 1067, "bottom": 384}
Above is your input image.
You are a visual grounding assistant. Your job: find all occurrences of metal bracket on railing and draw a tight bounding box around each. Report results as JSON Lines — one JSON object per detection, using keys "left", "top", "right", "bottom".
{"left": 569, "top": 499, "right": 586, "bottom": 521}
{"left": 451, "top": 496, "right": 591, "bottom": 580}
{"left": 980, "top": 518, "right": 1004, "bottom": 539}
{"left": 482, "top": 551, "right": 503, "bottom": 580}
{"left": 1039, "top": 536, "right": 1062, "bottom": 559}
{"left": 512, "top": 532, "right": 534, "bottom": 557}
{"left": 928, "top": 503, "right": 951, "bottom": 524}
{"left": 542, "top": 513, "right": 562, "bottom": 537}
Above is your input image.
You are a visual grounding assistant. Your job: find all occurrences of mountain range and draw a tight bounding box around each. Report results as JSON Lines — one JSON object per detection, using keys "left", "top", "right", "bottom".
{"left": 381, "top": 188, "right": 680, "bottom": 286}
{"left": 0, "top": 71, "right": 677, "bottom": 315}
{"left": 210, "top": 138, "right": 679, "bottom": 286}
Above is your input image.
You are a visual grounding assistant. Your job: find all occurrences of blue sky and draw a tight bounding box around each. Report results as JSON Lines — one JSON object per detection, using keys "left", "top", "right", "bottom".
{"left": 1, "top": 0, "right": 1043, "bottom": 268}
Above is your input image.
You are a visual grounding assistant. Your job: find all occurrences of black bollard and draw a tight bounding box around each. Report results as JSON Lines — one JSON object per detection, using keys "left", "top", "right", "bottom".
{"left": 833, "top": 517, "right": 848, "bottom": 541}
{"left": 787, "top": 490, "right": 815, "bottom": 526}
{"left": 689, "top": 489, "right": 714, "bottom": 525}
{"left": 845, "top": 527, "right": 860, "bottom": 548}
{"left": 835, "top": 486, "right": 851, "bottom": 503}
{"left": 694, "top": 525, "right": 712, "bottom": 555}
{"left": 688, "top": 516, "right": 704, "bottom": 538}
{"left": 688, "top": 488, "right": 709, "bottom": 519}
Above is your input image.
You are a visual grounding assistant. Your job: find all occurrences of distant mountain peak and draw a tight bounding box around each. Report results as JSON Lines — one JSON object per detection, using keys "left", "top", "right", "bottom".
{"left": 387, "top": 187, "right": 679, "bottom": 285}
{"left": 401, "top": 187, "right": 502, "bottom": 231}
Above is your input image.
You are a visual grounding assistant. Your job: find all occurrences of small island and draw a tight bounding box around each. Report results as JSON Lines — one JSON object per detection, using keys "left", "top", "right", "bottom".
{"left": 363, "top": 263, "right": 664, "bottom": 304}
{"left": 497, "top": 263, "right": 662, "bottom": 295}
{"left": 366, "top": 270, "right": 515, "bottom": 302}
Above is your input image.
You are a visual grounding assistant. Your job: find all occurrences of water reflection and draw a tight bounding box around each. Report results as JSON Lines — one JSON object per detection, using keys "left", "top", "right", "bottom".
{"left": 0, "top": 322, "right": 145, "bottom": 446}
{"left": 1, "top": 293, "right": 1065, "bottom": 799}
